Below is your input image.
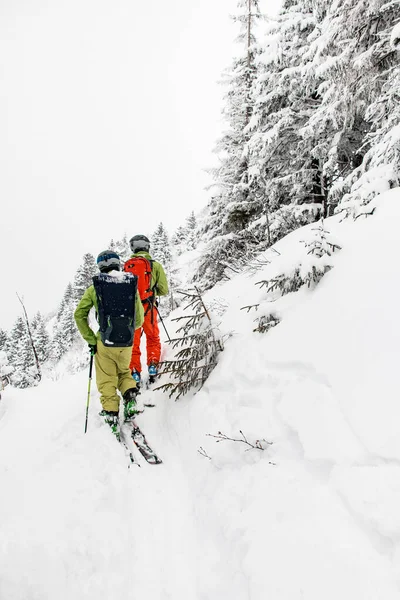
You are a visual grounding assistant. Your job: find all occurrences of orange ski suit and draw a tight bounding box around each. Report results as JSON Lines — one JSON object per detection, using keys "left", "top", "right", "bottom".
{"left": 130, "top": 304, "right": 161, "bottom": 373}
{"left": 125, "top": 251, "right": 169, "bottom": 373}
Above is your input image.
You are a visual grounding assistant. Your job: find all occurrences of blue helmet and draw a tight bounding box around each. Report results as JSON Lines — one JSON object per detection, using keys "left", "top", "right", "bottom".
{"left": 96, "top": 250, "right": 121, "bottom": 273}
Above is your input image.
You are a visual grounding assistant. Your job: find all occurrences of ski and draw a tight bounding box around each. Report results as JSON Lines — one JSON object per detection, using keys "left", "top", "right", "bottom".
{"left": 121, "top": 439, "right": 139, "bottom": 467}
{"left": 125, "top": 419, "right": 162, "bottom": 464}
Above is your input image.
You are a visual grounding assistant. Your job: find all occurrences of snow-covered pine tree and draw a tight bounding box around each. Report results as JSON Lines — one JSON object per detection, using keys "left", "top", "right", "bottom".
{"left": 171, "top": 226, "right": 187, "bottom": 256}
{"left": 151, "top": 222, "right": 173, "bottom": 314}
{"left": 170, "top": 212, "right": 199, "bottom": 257}
{"left": 336, "top": 1, "right": 400, "bottom": 213}
{"left": 0, "top": 350, "right": 12, "bottom": 386}
{"left": 51, "top": 283, "right": 78, "bottom": 361}
{"left": 6, "top": 316, "right": 38, "bottom": 388}
{"left": 73, "top": 253, "right": 97, "bottom": 302}
{"left": 207, "top": 0, "right": 263, "bottom": 236}
{"left": 185, "top": 212, "right": 198, "bottom": 251}
{"left": 0, "top": 328, "right": 8, "bottom": 351}
{"left": 301, "top": 0, "right": 400, "bottom": 214}
{"left": 31, "top": 312, "right": 50, "bottom": 364}
{"left": 194, "top": 0, "right": 264, "bottom": 288}
{"left": 114, "top": 234, "right": 131, "bottom": 263}
{"left": 151, "top": 223, "right": 172, "bottom": 272}
{"left": 246, "top": 0, "right": 327, "bottom": 224}
{"left": 157, "top": 288, "right": 224, "bottom": 399}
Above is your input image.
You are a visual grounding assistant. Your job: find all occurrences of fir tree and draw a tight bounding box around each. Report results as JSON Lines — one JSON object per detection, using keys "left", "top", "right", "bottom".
{"left": 151, "top": 222, "right": 173, "bottom": 314}
{"left": 194, "top": 0, "right": 266, "bottom": 287}
{"left": 171, "top": 226, "right": 187, "bottom": 252}
{"left": 157, "top": 288, "right": 224, "bottom": 399}
{"left": 6, "top": 316, "right": 37, "bottom": 388}
{"left": 0, "top": 350, "right": 12, "bottom": 385}
{"left": 73, "top": 253, "right": 97, "bottom": 302}
{"left": 51, "top": 283, "right": 78, "bottom": 361}
{"left": 248, "top": 0, "right": 323, "bottom": 210}
{"left": 336, "top": 1, "right": 400, "bottom": 212}
{"left": 171, "top": 213, "right": 199, "bottom": 256}
{"left": 207, "top": 0, "right": 263, "bottom": 236}
{"left": 151, "top": 222, "right": 172, "bottom": 272}
{"left": 114, "top": 234, "right": 131, "bottom": 262}
{"left": 0, "top": 328, "right": 8, "bottom": 351}
{"left": 184, "top": 212, "right": 198, "bottom": 251}
{"left": 31, "top": 312, "right": 50, "bottom": 363}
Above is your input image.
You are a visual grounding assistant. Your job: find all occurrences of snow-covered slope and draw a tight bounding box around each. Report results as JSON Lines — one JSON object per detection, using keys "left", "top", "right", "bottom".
{"left": 1, "top": 189, "right": 400, "bottom": 599}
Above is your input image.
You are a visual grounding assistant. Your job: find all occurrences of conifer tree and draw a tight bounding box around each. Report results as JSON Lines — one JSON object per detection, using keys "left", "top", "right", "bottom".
{"left": 171, "top": 213, "right": 199, "bottom": 256}
{"left": 73, "top": 253, "right": 97, "bottom": 302}
{"left": 245, "top": 0, "right": 329, "bottom": 223}
{"left": 114, "top": 234, "right": 131, "bottom": 262}
{"left": 0, "top": 350, "right": 12, "bottom": 387}
{"left": 51, "top": 283, "right": 78, "bottom": 360}
{"left": 0, "top": 328, "right": 8, "bottom": 351}
{"left": 335, "top": 1, "right": 400, "bottom": 212}
{"left": 157, "top": 288, "right": 224, "bottom": 399}
{"left": 171, "top": 226, "right": 187, "bottom": 253}
{"left": 207, "top": 0, "right": 263, "bottom": 236}
{"left": 6, "top": 316, "right": 37, "bottom": 388}
{"left": 151, "top": 222, "right": 173, "bottom": 314}
{"left": 194, "top": 0, "right": 264, "bottom": 288}
{"left": 184, "top": 212, "right": 198, "bottom": 251}
{"left": 151, "top": 223, "right": 172, "bottom": 272}
{"left": 31, "top": 312, "right": 50, "bottom": 363}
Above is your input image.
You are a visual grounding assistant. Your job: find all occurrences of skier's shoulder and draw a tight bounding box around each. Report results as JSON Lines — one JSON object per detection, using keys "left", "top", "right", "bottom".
{"left": 79, "top": 283, "right": 96, "bottom": 302}
{"left": 135, "top": 252, "right": 163, "bottom": 270}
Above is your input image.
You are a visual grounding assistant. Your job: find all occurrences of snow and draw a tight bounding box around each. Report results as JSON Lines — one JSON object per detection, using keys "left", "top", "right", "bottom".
{"left": 1, "top": 188, "right": 400, "bottom": 598}
{"left": 390, "top": 22, "right": 400, "bottom": 49}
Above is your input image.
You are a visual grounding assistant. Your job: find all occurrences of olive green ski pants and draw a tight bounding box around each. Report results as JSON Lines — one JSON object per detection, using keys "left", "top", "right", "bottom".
{"left": 94, "top": 340, "right": 137, "bottom": 412}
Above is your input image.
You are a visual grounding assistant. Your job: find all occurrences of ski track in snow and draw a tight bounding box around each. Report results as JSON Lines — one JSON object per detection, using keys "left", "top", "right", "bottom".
{"left": 0, "top": 376, "right": 198, "bottom": 600}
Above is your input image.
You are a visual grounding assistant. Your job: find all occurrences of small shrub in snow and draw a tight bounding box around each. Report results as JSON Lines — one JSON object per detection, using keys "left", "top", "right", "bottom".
{"left": 253, "top": 313, "right": 281, "bottom": 334}
{"left": 156, "top": 288, "right": 224, "bottom": 399}
{"left": 257, "top": 219, "right": 341, "bottom": 296}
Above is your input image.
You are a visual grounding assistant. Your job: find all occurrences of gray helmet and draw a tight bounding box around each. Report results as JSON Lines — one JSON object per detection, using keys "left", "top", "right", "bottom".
{"left": 96, "top": 250, "right": 121, "bottom": 273}
{"left": 129, "top": 234, "right": 150, "bottom": 253}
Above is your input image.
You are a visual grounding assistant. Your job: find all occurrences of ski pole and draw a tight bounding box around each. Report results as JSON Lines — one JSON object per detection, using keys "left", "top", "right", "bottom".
{"left": 84, "top": 352, "right": 94, "bottom": 433}
{"left": 155, "top": 304, "right": 171, "bottom": 342}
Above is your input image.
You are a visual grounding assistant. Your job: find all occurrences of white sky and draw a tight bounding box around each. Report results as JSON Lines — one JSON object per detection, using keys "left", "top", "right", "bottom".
{"left": 0, "top": 0, "right": 281, "bottom": 329}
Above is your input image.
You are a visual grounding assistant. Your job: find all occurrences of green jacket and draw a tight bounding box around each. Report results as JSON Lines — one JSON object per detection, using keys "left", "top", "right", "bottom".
{"left": 128, "top": 251, "right": 169, "bottom": 296}
{"left": 74, "top": 284, "right": 144, "bottom": 346}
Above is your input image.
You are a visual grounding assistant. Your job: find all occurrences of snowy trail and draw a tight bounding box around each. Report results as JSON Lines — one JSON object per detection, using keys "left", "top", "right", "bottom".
{"left": 0, "top": 374, "right": 198, "bottom": 600}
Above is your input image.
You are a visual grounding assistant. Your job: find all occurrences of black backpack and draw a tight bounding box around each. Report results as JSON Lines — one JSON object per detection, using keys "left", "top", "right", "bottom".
{"left": 93, "top": 272, "right": 138, "bottom": 347}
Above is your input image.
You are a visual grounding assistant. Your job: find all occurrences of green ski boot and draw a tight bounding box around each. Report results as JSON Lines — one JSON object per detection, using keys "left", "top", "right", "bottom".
{"left": 123, "top": 388, "right": 139, "bottom": 421}
{"left": 100, "top": 410, "right": 120, "bottom": 441}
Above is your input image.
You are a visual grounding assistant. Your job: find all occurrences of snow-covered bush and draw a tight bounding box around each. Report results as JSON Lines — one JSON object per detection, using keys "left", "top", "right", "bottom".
{"left": 157, "top": 288, "right": 224, "bottom": 399}
{"left": 244, "top": 220, "right": 342, "bottom": 333}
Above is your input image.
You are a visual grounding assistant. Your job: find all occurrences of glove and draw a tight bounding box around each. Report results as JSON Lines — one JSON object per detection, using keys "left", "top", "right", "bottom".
{"left": 89, "top": 344, "right": 97, "bottom": 355}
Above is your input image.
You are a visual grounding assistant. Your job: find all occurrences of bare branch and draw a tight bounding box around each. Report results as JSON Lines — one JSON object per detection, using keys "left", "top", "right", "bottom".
{"left": 16, "top": 292, "right": 41, "bottom": 382}
{"left": 207, "top": 430, "right": 273, "bottom": 451}
{"left": 198, "top": 446, "right": 212, "bottom": 460}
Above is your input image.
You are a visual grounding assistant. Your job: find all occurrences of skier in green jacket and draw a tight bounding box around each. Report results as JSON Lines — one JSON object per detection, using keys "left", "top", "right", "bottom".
{"left": 74, "top": 250, "right": 144, "bottom": 434}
